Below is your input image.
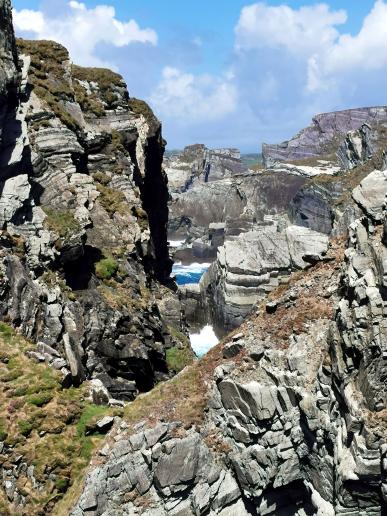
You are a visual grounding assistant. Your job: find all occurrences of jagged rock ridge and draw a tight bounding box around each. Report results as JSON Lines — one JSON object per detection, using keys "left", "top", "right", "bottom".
{"left": 0, "top": 14, "right": 189, "bottom": 403}
{"left": 263, "top": 107, "right": 387, "bottom": 167}
{"left": 74, "top": 168, "right": 387, "bottom": 515}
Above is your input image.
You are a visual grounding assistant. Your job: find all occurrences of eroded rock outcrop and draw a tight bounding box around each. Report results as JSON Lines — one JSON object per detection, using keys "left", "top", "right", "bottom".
{"left": 165, "top": 144, "right": 247, "bottom": 194}
{"left": 0, "top": 27, "right": 187, "bottom": 401}
{"left": 263, "top": 107, "right": 387, "bottom": 167}
{"left": 73, "top": 168, "right": 387, "bottom": 514}
{"left": 201, "top": 224, "right": 329, "bottom": 330}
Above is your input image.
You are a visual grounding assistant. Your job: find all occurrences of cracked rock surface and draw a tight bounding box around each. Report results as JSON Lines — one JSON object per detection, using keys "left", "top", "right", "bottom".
{"left": 74, "top": 175, "right": 387, "bottom": 513}
{"left": 0, "top": 19, "right": 187, "bottom": 402}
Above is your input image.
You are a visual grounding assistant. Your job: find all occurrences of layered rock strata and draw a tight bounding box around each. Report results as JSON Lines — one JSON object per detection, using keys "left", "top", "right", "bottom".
{"left": 73, "top": 167, "right": 387, "bottom": 514}
{"left": 165, "top": 144, "right": 247, "bottom": 194}
{"left": 0, "top": 27, "right": 186, "bottom": 400}
{"left": 201, "top": 224, "right": 329, "bottom": 331}
{"left": 263, "top": 107, "right": 387, "bottom": 167}
{"left": 169, "top": 171, "right": 306, "bottom": 247}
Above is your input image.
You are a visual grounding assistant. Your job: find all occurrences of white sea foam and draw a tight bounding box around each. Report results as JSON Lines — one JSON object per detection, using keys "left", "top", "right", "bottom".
{"left": 190, "top": 325, "right": 219, "bottom": 357}
{"left": 172, "top": 262, "right": 211, "bottom": 277}
{"left": 169, "top": 240, "right": 186, "bottom": 248}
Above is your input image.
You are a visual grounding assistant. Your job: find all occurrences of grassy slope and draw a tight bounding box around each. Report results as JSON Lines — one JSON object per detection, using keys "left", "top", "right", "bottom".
{"left": 0, "top": 323, "right": 119, "bottom": 515}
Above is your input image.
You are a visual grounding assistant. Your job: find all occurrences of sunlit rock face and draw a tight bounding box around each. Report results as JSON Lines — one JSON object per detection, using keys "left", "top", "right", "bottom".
{"left": 164, "top": 144, "right": 248, "bottom": 194}
{"left": 0, "top": 21, "right": 191, "bottom": 403}
{"left": 73, "top": 167, "right": 387, "bottom": 514}
{"left": 262, "top": 106, "right": 387, "bottom": 167}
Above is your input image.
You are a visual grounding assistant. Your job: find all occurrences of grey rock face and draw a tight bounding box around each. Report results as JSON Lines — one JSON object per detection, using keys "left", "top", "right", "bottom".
{"left": 0, "top": 33, "right": 182, "bottom": 401}
{"left": 288, "top": 182, "right": 336, "bottom": 234}
{"left": 352, "top": 169, "right": 387, "bottom": 222}
{"left": 165, "top": 144, "right": 247, "bottom": 194}
{"left": 0, "top": 0, "right": 18, "bottom": 153}
{"left": 337, "top": 123, "right": 374, "bottom": 170}
{"left": 201, "top": 224, "right": 329, "bottom": 330}
{"left": 263, "top": 106, "right": 387, "bottom": 166}
{"left": 74, "top": 171, "right": 387, "bottom": 513}
{"left": 169, "top": 171, "right": 306, "bottom": 244}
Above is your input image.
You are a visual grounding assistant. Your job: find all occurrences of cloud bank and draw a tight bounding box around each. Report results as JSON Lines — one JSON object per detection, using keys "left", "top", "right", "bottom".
{"left": 14, "top": 1, "right": 157, "bottom": 67}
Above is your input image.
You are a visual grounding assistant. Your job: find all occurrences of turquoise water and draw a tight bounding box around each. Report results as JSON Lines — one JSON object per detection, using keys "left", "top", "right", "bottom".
{"left": 172, "top": 262, "right": 210, "bottom": 286}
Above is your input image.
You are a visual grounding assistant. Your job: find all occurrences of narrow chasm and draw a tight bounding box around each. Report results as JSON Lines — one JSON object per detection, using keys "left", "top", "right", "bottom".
{"left": 0, "top": 2, "right": 386, "bottom": 514}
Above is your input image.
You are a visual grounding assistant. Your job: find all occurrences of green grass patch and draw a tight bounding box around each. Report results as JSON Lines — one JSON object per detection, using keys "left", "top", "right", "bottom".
{"left": 76, "top": 404, "right": 109, "bottom": 438}
{"left": 0, "top": 322, "right": 116, "bottom": 513}
{"left": 43, "top": 208, "right": 81, "bottom": 240}
{"left": 95, "top": 256, "right": 119, "bottom": 280}
{"left": 18, "top": 419, "right": 34, "bottom": 436}
{"left": 27, "top": 392, "right": 54, "bottom": 407}
{"left": 166, "top": 346, "right": 194, "bottom": 373}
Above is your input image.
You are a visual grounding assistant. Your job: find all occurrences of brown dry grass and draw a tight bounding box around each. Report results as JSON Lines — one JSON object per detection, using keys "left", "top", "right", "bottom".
{"left": 123, "top": 344, "right": 223, "bottom": 431}
{"left": 119, "top": 239, "right": 346, "bottom": 436}
{"left": 238, "top": 239, "right": 345, "bottom": 349}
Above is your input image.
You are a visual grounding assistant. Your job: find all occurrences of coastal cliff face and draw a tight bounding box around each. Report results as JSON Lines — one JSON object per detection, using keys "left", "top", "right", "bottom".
{"left": 0, "top": 1, "right": 386, "bottom": 514}
{"left": 73, "top": 170, "right": 387, "bottom": 515}
{"left": 184, "top": 117, "right": 387, "bottom": 332}
{"left": 0, "top": 15, "right": 186, "bottom": 404}
{"left": 165, "top": 144, "right": 247, "bottom": 194}
{"left": 0, "top": 0, "right": 18, "bottom": 148}
{"left": 262, "top": 107, "right": 387, "bottom": 167}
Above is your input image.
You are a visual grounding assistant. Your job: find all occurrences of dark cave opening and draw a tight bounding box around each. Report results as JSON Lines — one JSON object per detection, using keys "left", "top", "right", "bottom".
{"left": 63, "top": 245, "right": 102, "bottom": 291}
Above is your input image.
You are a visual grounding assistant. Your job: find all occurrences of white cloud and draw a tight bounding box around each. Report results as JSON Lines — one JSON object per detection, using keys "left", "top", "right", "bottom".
{"left": 317, "top": 0, "right": 387, "bottom": 78}
{"left": 150, "top": 67, "right": 238, "bottom": 123}
{"left": 13, "top": 9, "right": 45, "bottom": 33}
{"left": 235, "top": 3, "right": 347, "bottom": 56}
{"left": 14, "top": 1, "right": 157, "bottom": 67}
{"left": 234, "top": 1, "right": 387, "bottom": 94}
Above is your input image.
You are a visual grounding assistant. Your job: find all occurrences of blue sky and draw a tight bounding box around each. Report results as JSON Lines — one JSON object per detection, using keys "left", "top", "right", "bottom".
{"left": 12, "top": 1, "right": 387, "bottom": 151}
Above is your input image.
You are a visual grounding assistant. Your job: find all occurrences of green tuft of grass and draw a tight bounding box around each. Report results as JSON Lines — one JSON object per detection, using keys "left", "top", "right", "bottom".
{"left": 55, "top": 476, "right": 70, "bottom": 493}
{"left": 27, "top": 392, "right": 54, "bottom": 407}
{"left": 43, "top": 208, "right": 81, "bottom": 240}
{"left": 18, "top": 419, "right": 34, "bottom": 437}
{"left": 95, "top": 256, "right": 119, "bottom": 280}
{"left": 166, "top": 346, "right": 194, "bottom": 373}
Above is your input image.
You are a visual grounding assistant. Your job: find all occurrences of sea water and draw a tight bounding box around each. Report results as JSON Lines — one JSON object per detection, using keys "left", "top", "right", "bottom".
{"left": 172, "top": 262, "right": 211, "bottom": 286}
{"left": 172, "top": 262, "right": 219, "bottom": 356}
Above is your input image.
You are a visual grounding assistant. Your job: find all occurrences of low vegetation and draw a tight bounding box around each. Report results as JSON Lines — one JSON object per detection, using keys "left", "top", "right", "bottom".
{"left": 95, "top": 256, "right": 119, "bottom": 280}
{"left": 0, "top": 322, "right": 117, "bottom": 514}
{"left": 43, "top": 207, "right": 81, "bottom": 240}
{"left": 17, "top": 38, "right": 80, "bottom": 131}
{"left": 72, "top": 65, "right": 125, "bottom": 110}
{"left": 96, "top": 183, "right": 130, "bottom": 217}
{"left": 128, "top": 97, "right": 158, "bottom": 126}
{"left": 123, "top": 343, "right": 223, "bottom": 431}
{"left": 166, "top": 346, "right": 194, "bottom": 373}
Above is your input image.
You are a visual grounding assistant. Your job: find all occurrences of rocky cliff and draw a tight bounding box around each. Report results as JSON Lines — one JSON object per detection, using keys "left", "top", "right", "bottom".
{"left": 184, "top": 117, "right": 387, "bottom": 332}
{"left": 262, "top": 107, "right": 387, "bottom": 167}
{"left": 0, "top": 13, "right": 189, "bottom": 404}
{"left": 73, "top": 167, "right": 387, "bottom": 515}
{"left": 169, "top": 170, "right": 306, "bottom": 264}
{"left": 0, "top": 0, "right": 18, "bottom": 150}
{"left": 165, "top": 144, "right": 247, "bottom": 194}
